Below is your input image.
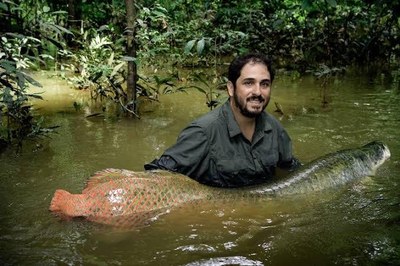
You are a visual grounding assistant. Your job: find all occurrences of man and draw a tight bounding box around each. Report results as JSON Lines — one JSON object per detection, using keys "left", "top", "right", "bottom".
{"left": 144, "top": 53, "right": 300, "bottom": 187}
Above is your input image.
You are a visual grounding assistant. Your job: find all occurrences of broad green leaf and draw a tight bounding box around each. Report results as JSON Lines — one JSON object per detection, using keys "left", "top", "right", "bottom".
{"left": 326, "top": 0, "right": 337, "bottom": 7}
{"left": 42, "top": 23, "right": 62, "bottom": 35}
{"left": 184, "top": 39, "right": 196, "bottom": 54}
{"left": 3, "top": 0, "right": 17, "bottom": 6}
{"left": 175, "top": 87, "right": 188, "bottom": 93}
{"left": 155, "top": 5, "right": 168, "bottom": 13}
{"left": 162, "top": 87, "right": 173, "bottom": 94}
{"left": 26, "top": 36, "right": 41, "bottom": 43}
{"left": 43, "top": 36, "right": 64, "bottom": 50}
{"left": 301, "top": 0, "right": 313, "bottom": 9}
{"left": 107, "top": 52, "right": 115, "bottom": 66}
{"left": 52, "top": 11, "right": 68, "bottom": 15}
{"left": 16, "top": 71, "right": 25, "bottom": 89}
{"left": 0, "top": 3, "right": 7, "bottom": 11}
{"left": 111, "top": 62, "right": 125, "bottom": 77}
{"left": 6, "top": 32, "right": 24, "bottom": 39}
{"left": 52, "top": 24, "right": 74, "bottom": 35}
{"left": 23, "top": 73, "right": 42, "bottom": 87}
{"left": 197, "top": 38, "right": 205, "bottom": 56}
{"left": 137, "top": 19, "right": 145, "bottom": 27}
{"left": 190, "top": 85, "right": 207, "bottom": 94}
{"left": 0, "top": 60, "right": 16, "bottom": 73}
{"left": 153, "top": 11, "right": 166, "bottom": 18}
{"left": 193, "top": 73, "right": 209, "bottom": 87}
{"left": 121, "top": 56, "right": 136, "bottom": 62}
{"left": 26, "top": 93, "right": 44, "bottom": 100}
{"left": 98, "top": 25, "right": 109, "bottom": 31}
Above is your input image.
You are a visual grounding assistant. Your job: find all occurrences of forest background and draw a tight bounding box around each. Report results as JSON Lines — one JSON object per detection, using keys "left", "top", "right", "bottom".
{"left": 0, "top": 0, "right": 399, "bottom": 150}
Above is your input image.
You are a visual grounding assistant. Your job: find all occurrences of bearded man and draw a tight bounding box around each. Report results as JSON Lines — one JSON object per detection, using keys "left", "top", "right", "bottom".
{"left": 144, "top": 53, "right": 301, "bottom": 187}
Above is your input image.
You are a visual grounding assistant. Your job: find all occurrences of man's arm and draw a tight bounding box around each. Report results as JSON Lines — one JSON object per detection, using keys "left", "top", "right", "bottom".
{"left": 277, "top": 129, "right": 302, "bottom": 172}
{"left": 144, "top": 124, "right": 209, "bottom": 179}
{"left": 277, "top": 157, "right": 302, "bottom": 172}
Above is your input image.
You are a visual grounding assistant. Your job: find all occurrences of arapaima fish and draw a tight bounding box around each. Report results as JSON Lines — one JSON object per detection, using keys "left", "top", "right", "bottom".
{"left": 49, "top": 141, "right": 390, "bottom": 227}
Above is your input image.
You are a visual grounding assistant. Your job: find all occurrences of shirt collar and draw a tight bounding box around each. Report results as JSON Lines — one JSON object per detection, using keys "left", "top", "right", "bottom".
{"left": 223, "top": 100, "right": 242, "bottom": 138}
{"left": 223, "top": 100, "right": 273, "bottom": 140}
{"left": 253, "top": 113, "right": 273, "bottom": 144}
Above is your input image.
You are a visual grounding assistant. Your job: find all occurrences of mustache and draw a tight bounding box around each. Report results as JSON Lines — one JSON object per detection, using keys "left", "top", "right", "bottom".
{"left": 247, "top": 95, "right": 265, "bottom": 102}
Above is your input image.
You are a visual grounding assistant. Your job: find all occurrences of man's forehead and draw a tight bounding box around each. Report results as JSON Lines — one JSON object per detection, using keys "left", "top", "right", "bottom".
{"left": 239, "top": 62, "right": 271, "bottom": 79}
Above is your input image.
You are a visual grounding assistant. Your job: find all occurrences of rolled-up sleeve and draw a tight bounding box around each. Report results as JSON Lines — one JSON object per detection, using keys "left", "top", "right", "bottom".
{"left": 144, "top": 124, "right": 210, "bottom": 180}
{"left": 277, "top": 129, "right": 301, "bottom": 171}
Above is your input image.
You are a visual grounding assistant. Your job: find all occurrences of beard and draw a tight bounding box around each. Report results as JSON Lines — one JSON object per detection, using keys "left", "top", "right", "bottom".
{"left": 233, "top": 92, "right": 269, "bottom": 118}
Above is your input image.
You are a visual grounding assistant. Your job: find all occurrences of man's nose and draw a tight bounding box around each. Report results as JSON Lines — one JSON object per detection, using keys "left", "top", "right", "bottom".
{"left": 252, "top": 83, "right": 262, "bottom": 95}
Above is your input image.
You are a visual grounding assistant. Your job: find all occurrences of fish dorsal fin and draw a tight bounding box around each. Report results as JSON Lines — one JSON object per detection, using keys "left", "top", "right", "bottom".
{"left": 85, "top": 168, "right": 137, "bottom": 190}
{"left": 84, "top": 169, "right": 169, "bottom": 191}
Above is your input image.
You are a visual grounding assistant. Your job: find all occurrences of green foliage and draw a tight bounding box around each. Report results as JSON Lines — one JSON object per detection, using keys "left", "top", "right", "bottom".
{"left": 156, "top": 0, "right": 399, "bottom": 72}
{"left": 0, "top": 34, "right": 57, "bottom": 151}
{"left": 3, "top": 0, "right": 399, "bottom": 72}
{"left": 137, "top": 74, "right": 189, "bottom": 100}
{"left": 64, "top": 27, "right": 129, "bottom": 110}
{"left": 136, "top": 3, "right": 172, "bottom": 61}
{"left": 190, "top": 71, "right": 226, "bottom": 110}
{"left": 2, "top": 0, "right": 399, "bottom": 115}
{"left": 309, "top": 64, "right": 346, "bottom": 107}
{"left": 1, "top": 0, "right": 73, "bottom": 70}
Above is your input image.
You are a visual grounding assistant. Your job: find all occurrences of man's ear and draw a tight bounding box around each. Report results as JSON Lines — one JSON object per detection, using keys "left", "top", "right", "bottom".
{"left": 227, "top": 81, "right": 234, "bottom": 97}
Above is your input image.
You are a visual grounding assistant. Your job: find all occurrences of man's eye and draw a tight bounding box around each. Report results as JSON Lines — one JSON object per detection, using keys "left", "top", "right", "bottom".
{"left": 261, "top": 82, "right": 270, "bottom": 87}
{"left": 244, "top": 81, "right": 253, "bottom": 86}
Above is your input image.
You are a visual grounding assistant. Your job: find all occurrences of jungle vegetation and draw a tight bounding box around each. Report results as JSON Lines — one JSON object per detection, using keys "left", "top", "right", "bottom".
{"left": 0, "top": 0, "right": 399, "bottom": 150}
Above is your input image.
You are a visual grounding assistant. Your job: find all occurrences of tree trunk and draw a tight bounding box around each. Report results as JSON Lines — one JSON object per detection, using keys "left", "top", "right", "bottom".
{"left": 125, "top": 0, "right": 138, "bottom": 115}
{"left": 67, "top": 0, "right": 82, "bottom": 46}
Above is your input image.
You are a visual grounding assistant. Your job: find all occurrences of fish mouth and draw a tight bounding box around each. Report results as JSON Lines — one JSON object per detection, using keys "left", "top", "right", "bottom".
{"left": 371, "top": 142, "right": 391, "bottom": 169}
{"left": 382, "top": 144, "right": 391, "bottom": 160}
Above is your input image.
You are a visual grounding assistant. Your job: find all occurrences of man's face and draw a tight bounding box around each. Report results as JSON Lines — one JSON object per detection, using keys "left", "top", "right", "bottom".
{"left": 228, "top": 62, "right": 271, "bottom": 118}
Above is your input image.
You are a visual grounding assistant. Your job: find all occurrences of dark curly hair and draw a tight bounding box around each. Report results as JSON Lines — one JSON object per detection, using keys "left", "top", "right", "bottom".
{"left": 228, "top": 53, "right": 275, "bottom": 86}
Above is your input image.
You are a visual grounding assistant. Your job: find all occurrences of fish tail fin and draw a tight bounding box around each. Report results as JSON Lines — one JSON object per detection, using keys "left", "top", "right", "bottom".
{"left": 49, "top": 189, "right": 87, "bottom": 217}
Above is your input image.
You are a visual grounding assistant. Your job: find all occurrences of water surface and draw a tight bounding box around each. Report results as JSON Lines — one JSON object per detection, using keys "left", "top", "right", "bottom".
{"left": 0, "top": 71, "right": 399, "bottom": 265}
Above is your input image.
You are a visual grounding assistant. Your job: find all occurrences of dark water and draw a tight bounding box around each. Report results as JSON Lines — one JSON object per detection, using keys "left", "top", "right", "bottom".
{"left": 0, "top": 71, "right": 399, "bottom": 265}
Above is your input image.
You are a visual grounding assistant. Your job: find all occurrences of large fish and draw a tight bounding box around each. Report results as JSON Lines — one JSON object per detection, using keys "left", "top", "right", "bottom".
{"left": 49, "top": 141, "right": 390, "bottom": 227}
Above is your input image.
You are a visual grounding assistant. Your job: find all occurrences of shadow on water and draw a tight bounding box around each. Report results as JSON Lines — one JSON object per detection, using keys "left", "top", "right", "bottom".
{"left": 0, "top": 71, "right": 399, "bottom": 265}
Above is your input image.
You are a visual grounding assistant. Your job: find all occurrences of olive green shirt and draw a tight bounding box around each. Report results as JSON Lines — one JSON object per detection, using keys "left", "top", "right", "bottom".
{"left": 144, "top": 100, "right": 299, "bottom": 187}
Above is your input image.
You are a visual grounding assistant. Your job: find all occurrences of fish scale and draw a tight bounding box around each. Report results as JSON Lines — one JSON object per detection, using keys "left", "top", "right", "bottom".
{"left": 49, "top": 141, "right": 390, "bottom": 227}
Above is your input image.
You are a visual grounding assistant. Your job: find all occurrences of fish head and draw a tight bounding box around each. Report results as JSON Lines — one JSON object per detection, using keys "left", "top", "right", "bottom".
{"left": 362, "top": 141, "right": 391, "bottom": 170}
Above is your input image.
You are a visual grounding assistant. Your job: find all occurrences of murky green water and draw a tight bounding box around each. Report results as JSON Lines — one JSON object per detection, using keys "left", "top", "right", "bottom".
{"left": 0, "top": 71, "right": 399, "bottom": 265}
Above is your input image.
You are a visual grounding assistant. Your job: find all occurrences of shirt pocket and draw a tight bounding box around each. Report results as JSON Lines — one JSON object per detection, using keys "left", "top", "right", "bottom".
{"left": 215, "top": 158, "right": 252, "bottom": 176}
{"left": 258, "top": 150, "right": 279, "bottom": 168}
